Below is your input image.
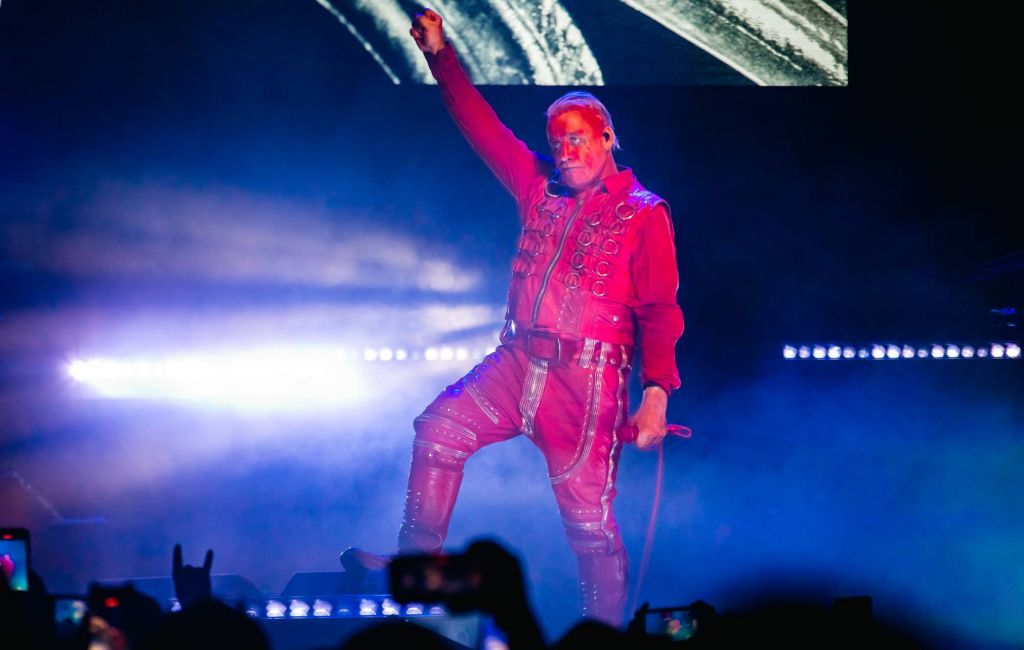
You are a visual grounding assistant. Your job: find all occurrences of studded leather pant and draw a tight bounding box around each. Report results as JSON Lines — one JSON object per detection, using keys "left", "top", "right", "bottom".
{"left": 398, "top": 338, "right": 632, "bottom": 625}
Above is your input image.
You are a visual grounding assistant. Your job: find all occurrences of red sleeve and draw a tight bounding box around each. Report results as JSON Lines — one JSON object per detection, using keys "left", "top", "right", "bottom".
{"left": 425, "top": 46, "right": 544, "bottom": 207}
{"left": 631, "top": 205, "right": 684, "bottom": 394}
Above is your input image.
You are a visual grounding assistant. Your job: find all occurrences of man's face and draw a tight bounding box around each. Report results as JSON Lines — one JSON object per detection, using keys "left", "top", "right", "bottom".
{"left": 547, "top": 108, "right": 613, "bottom": 192}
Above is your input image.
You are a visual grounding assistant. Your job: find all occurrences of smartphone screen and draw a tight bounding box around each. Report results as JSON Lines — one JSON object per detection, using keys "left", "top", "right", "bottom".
{"left": 389, "top": 553, "right": 482, "bottom": 603}
{"left": 54, "top": 597, "right": 88, "bottom": 638}
{"left": 646, "top": 608, "right": 695, "bottom": 641}
{"left": 0, "top": 532, "right": 30, "bottom": 592}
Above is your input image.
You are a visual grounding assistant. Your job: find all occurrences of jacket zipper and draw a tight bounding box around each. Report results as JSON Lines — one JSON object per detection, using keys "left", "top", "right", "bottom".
{"left": 531, "top": 196, "right": 584, "bottom": 326}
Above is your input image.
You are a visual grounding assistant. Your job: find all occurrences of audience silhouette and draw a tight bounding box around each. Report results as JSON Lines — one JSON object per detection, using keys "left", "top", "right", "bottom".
{"left": 0, "top": 532, "right": 930, "bottom": 649}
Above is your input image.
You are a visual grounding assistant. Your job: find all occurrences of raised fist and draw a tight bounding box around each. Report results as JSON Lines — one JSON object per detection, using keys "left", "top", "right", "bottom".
{"left": 410, "top": 8, "right": 446, "bottom": 55}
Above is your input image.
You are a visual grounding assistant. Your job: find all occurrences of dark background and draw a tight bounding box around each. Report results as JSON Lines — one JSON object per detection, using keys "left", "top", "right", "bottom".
{"left": 1, "top": 1, "right": 1021, "bottom": 645}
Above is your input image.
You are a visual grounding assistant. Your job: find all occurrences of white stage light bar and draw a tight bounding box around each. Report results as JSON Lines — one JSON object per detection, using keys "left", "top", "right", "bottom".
{"left": 244, "top": 597, "right": 447, "bottom": 619}
{"left": 782, "top": 342, "right": 1021, "bottom": 361}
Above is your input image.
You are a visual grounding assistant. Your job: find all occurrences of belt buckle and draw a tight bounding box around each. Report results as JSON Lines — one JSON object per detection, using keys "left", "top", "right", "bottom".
{"left": 526, "top": 331, "right": 562, "bottom": 364}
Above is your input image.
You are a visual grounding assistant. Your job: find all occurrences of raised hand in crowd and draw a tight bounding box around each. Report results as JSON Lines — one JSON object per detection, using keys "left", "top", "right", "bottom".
{"left": 172, "top": 544, "right": 213, "bottom": 608}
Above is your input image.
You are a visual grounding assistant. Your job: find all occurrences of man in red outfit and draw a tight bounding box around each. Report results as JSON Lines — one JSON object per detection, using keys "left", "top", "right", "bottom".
{"left": 398, "top": 9, "right": 684, "bottom": 626}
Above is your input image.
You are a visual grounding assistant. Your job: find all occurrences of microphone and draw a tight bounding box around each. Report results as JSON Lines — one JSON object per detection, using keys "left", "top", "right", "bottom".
{"left": 619, "top": 423, "right": 691, "bottom": 444}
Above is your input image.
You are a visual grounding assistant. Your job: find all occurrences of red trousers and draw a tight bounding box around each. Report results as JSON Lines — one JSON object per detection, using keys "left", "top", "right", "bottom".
{"left": 399, "top": 334, "right": 632, "bottom": 624}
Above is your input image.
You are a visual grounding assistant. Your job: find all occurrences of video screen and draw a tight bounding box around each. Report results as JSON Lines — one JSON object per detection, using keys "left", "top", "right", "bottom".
{"left": 315, "top": 0, "right": 848, "bottom": 86}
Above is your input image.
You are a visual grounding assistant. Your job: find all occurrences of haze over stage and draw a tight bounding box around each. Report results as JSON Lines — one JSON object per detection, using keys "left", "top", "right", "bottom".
{"left": 0, "top": 1, "right": 1020, "bottom": 646}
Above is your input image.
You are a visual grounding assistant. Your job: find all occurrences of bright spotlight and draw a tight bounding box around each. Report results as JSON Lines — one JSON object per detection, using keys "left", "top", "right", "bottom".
{"left": 455, "top": 347, "right": 469, "bottom": 360}
{"left": 827, "top": 345, "right": 841, "bottom": 359}
{"left": 798, "top": 346, "right": 810, "bottom": 359}
{"left": 425, "top": 347, "right": 439, "bottom": 361}
{"left": 917, "top": 349, "right": 928, "bottom": 358}
{"left": 783, "top": 345, "right": 797, "bottom": 359}
{"left": 289, "top": 600, "right": 310, "bottom": 618}
{"left": 67, "top": 360, "right": 91, "bottom": 381}
{"left": 405, "top": 604, "right": 424, "bottom": 615}
{"left": 382, "top": 599, "right": 401, "bottom": 616}
{"left": 961, "top": 346, "right": 975, "bottom": 358}
{"left": 886, "top": 345, "right": 900, "bottom": 359}
{"left": 266, "top": 600, "right": 286, "bottom": 618}
{"left": 931, "top": 345, "right": 945, "bottom": 359}
{"left": 978, "top": 348, "right": 989, "bottom": 358}
{"left": 812, "top": 345, "right": 826, "bottom": 359}
{"left": 65, "top": 348, "right": 365, "bottom": 410}
{"left": 902, "top": 345, "right": 915, "bottom": 358}
{"left": 313, "top": 600, "right": 332, "bottom": 617}
{"left": 440, "top": 347, "right": 455, "bottom": 361}
{"left": 991, "top": 344, "right": 1005, "bottom": 358}
{"left": 858, "top": 348, "right": 868, "bottom": 359}
{"left": 1007, "top": 343, "right": 1021, "bottom": 359}
{"left": 379, "top": 347, "right": 394, "bottom": 361}
{"left": 395, "top": 348, "right": 408, "bottom": 361}
{"left": 359, "top": 599, "right": 378, "bottom": 616}
{"left": 946, "top": 345, "right": 960, "bottom": 359}
{"left": 871, "top": 345, "right": 885, "bottom": 360}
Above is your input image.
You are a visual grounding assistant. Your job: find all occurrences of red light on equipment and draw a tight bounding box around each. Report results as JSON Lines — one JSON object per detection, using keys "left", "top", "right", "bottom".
{"left": 104, "top": 597, "right": 120, "bottom": 608}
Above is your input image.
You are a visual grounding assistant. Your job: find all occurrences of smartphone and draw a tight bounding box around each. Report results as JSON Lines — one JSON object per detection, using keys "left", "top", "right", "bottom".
{"left": 645, "top": 605, "right": 695, "bottom": 641}
{"left": 53, "top": 596, "right": 88, "bottom": 639}
{"left": 0, "top": 528, "right": 30, "bottom": 592}
{"left": 389, "top": 553, "right": 482, "bottom": 604}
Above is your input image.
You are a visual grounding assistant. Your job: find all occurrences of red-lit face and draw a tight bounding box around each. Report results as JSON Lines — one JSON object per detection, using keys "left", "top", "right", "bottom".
{"left": 547, "top": 108, "right": 615, "bottom": 192}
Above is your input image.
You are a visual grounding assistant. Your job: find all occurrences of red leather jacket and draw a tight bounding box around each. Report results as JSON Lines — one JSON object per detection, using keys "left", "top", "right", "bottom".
{"left": 426, "top": 47, "right": 684, "bottom": 394}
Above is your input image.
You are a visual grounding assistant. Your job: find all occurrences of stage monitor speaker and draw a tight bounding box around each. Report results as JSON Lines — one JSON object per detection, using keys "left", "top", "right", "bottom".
{"left": 281, "top": 571, "right": 347, "bottom": 597}
{"left": 282, "top": 569, "right": 386, "bottom": 596}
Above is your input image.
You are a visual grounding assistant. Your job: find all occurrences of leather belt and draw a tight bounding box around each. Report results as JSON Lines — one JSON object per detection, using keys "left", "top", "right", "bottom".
{"left": 504, "top": 324, "right": 628, "bottom": 367}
